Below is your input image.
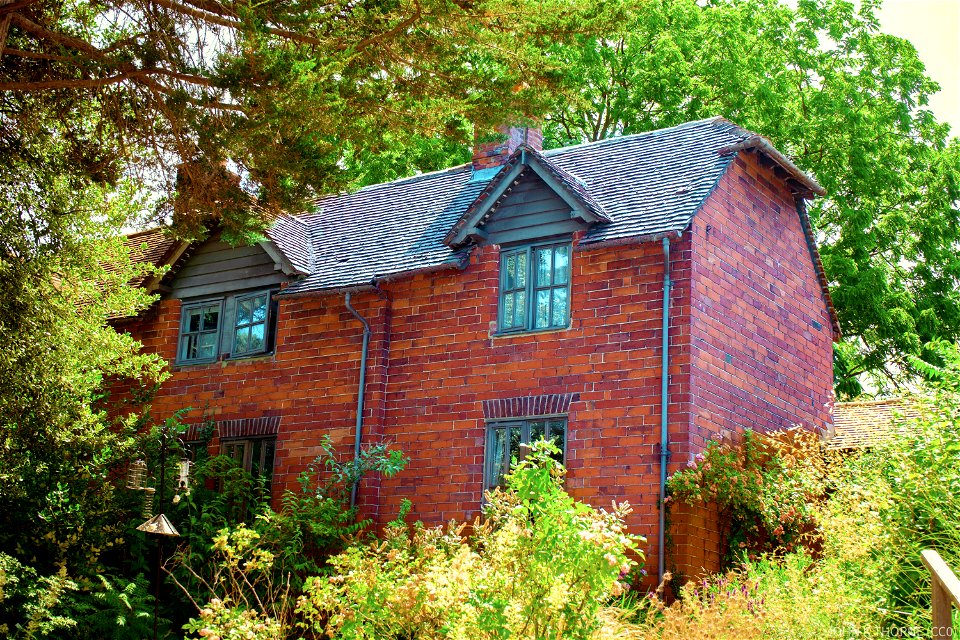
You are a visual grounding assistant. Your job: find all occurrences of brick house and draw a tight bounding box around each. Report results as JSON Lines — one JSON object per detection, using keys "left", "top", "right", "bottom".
{"left": 118, "top": 117, "right": 838, "bottom": 581}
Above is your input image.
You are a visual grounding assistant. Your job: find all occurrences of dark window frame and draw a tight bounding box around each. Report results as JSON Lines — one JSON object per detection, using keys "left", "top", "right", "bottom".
{"left": 497, "top": 241, "right": 572, "bottom": 334}
{"left": 219, "top": 436, "right": 277, "bottom": 494}
{"left": 177, "top": 298, "right": 224, "bottom": 365}
{"left": 232, "top": 290, "right": 272, "bottom": 358}
{"left": 175, "top": 289, "right": 278, "bottom": 365}
{"left": 484, "top": 417, "right": 568, "bottom": 490}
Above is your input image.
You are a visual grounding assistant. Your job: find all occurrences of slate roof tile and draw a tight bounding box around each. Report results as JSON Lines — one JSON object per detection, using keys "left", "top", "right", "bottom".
{"left": 281, "top": 116, "right": 754, "bottom": 294}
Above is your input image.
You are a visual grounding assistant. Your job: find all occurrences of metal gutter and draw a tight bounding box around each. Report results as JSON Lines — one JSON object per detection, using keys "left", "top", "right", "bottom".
{"left": 344, "top": 292, "right": 371, "bottom": 509}
{"left": 658, "top": 236, "right": 672, "bottom": 584}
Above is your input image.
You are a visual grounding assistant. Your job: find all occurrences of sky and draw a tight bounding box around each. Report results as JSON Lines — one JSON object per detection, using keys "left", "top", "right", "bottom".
{"left": 876, "top": 0, "right": 960, "bottom": 133}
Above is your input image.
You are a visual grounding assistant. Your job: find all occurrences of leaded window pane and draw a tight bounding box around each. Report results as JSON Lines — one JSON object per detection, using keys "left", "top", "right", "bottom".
{"left": 536, "top": 247, "right": 552, "bottom": 285}
{"left": 513, "top": 291, "right": 526, "bottom": 328}
{"left": 504, "top": 254, "right": 517, "bottom": 289}
{"left": 250, "top": 323, "right": 265, "bottom": 351}
{"left": 551, "top": 288, "right": 568, "bottom": 327}
{"left": 516, "top": 252, "right": 527, "bottom": 287}
{"left": 503, "top": 294, "right": 516, "bottom": 328}
{"left": 535, "top": 290, "right": 550, "bottom": 328}
{"left": 202, "top": 309, "right": 219, "bottom": 330}
{"left": 553, "top": 246, "right": 569, "bottom": 284}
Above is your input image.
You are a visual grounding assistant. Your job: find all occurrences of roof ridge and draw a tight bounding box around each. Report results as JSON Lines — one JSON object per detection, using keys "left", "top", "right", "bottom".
{"left": 836, "top": 397, "right": 907, "bottom": 408}
{"left": 124, "top": 226, "right": 168, "bottom": 239}
{"left": 542, "top": 116, "right": 731, "bottom": 156}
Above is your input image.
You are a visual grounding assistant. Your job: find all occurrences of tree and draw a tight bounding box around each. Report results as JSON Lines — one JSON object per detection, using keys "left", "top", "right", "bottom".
{"left": 540, "top": 0, "right": 960, "bottom": 397}
{"left": 0, "top": 0, "right": 636, "bottom": 238}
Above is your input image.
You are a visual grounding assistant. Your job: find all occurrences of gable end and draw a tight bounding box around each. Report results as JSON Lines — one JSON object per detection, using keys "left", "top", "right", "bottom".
{"left": 445, "top": 146, "right": 610, "bottom": 248}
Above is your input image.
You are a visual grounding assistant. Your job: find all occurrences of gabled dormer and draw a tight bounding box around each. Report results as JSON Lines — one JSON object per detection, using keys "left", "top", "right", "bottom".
{"left": 444, "top": 145, "right": 611, "bottom": 249}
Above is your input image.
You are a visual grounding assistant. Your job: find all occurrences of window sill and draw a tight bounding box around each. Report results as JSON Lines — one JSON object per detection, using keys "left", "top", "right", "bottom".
{"left": 490, "top": 324, "right": 573, "bottom": 340}
{"left": 173, "top": 351, "right": 275, "bottom": 370}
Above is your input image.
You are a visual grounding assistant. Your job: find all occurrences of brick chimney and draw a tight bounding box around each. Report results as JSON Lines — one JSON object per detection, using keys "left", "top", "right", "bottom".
{"left": 472, "top": 124, "right": 543, "bottom": 170}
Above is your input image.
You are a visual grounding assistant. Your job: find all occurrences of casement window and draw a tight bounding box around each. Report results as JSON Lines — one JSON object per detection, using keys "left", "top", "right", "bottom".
{"left": 485, "top": 418, "right": 567, "bottom": 490}
{"left": 178, "top": 300, "right": 223, "bottom": 363}
{"left": 498, "top": 242, "right": 571, "bottom": 333}
{"left": 177, "top": 290, "right": 277, "bottom": 364}
{"left": 220, "top": 437, "right": 277, "bottom": 492}
{"left": 233, "top": 292, "right": 270, "bottom": 357}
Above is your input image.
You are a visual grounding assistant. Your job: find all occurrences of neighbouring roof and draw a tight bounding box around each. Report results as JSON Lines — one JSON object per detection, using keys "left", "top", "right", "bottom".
{"left": 118, "top": 228, "right": 189, "bottom": 288}
{"left": 828, "top": 398, "right": 922, "bottom": 450}
{"left": 126, "top": 117, "right": 838, "bottom": 333}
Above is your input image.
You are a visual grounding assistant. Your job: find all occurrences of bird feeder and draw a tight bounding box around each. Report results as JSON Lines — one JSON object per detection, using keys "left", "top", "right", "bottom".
{"left": 177, "top": 459, "right": 192, "bottom": 491}
{"left": 126, "top": 459, "right": 147, "bottom": 490}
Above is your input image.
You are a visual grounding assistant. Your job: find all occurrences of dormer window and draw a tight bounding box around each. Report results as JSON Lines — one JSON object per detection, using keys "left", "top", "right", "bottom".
{"left": 233, "top": 292, "right": 270, "bottom": 357}
{"left": 176, "top": 290, "right": 277, "bottom": 365}
{"left": 179, "top": 300, "right": 223, "bottom": 363}
{"left": 499, "top": 242, "right": 571, "bottom": 333}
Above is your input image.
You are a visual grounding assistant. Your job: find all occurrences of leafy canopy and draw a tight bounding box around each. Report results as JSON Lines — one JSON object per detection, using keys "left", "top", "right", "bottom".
{"left": 1, "top": 0, "right": 638, "bottom": 237}
{"left": 541, "top": 0, "right": 960, "bottom": 396}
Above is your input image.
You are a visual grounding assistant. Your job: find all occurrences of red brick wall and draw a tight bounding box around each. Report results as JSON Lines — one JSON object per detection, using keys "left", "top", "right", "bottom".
{"left": 668, "top": 151, "right": 835, "bottom": 580}
{"left": 371, "top": 237, "right": 692, "bottom": 578}
{"left": 117, "top": 150, "right": 833, "bottom": 584}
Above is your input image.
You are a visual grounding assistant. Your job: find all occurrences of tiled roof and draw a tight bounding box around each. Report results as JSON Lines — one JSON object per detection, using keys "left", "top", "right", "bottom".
{"left": 266, "top": 215, "right": 313, "bottom": 274}
{"left": 828, "top": 398, "right": 921, "bottom": 450}
{"left": 123, "top": 117, "right": 835, "bottom": 325}
{"left": 117, "top": 228, "right": 186, "bottom": 287}
{"left": 282, "top": 117, "right": 763, "bottom": 294}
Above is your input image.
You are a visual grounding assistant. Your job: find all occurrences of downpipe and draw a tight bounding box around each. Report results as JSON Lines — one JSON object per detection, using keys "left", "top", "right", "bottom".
{"left": 345, "top": 292, "right": 371, "bottom": 509}
{"left": 658, "top": 236, "right": 672, "bottom": 584}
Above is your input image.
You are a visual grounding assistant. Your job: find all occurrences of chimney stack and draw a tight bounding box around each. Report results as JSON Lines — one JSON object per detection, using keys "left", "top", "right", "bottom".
{"left": 472, "top": 124, "right": 543, "bottom": 171}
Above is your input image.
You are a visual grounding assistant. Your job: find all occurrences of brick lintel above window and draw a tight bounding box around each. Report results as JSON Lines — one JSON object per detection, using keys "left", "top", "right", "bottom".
{"left": 483, "top": 393, "right": 580, "bottom": 421}
{"left": 183, "top": 415, "right": 281, "bottom": 442}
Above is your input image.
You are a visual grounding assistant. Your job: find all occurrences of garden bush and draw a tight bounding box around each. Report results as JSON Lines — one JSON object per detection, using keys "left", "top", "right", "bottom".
{"left": 666, "top": 427, "right": 826, "bottom": 566}
{"left": 295, "top": 441, "right": 645, "bottom": 640}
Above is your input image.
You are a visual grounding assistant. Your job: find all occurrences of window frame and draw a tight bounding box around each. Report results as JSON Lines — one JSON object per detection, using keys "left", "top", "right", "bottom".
{"left": 484, "top": 417, "right": 568, "bottom": 490}
{"left": 497, "top": 241, "right": 572, "bottom": 334}
{"left": 176, "top": 298, "right": 225, "bottom": 365}
{"left": 175, "top": 289, "right": 278, "bottom": 366}
{"left": 219, "top": 436, "right": 277, "bottom": 493}
{"left": 232, "top": 290, "right": 273, "bottom": 358}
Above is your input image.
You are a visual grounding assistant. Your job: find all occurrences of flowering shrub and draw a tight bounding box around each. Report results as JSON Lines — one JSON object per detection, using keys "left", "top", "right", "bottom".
{"left": 667, "top": 428, "right": 825, "bottom": 565}
{"left": 296, "top": 441, "right": 645, "bottom": 639}
{"left": 179, "top": 527, "right": 292, "bottom": 640}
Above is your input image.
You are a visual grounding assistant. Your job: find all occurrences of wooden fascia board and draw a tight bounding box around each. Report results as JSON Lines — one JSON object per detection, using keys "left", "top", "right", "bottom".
{"left": 524, "top": 158, "right": 594, "bottom": 223}
{"left": 142, "top": 240, "right": 191, "bottom": 293}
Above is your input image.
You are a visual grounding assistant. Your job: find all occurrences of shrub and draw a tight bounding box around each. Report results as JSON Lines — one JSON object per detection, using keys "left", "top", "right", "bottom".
{"left": 666, "top": 428, "right": 825, "bottom": 565}
{"left": 822, "top": 389, "right": 960, "bottom": 633}
{"left": 174, "top": 437, "right": 407, "bottom": 639}
{"left": 297, "top": 441, "right": 644, "bottom": 640}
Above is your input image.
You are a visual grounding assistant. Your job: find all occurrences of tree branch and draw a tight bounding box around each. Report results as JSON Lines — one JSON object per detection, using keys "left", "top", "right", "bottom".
{"left": 0, "top": 0, "right": 39, "bottom": 16}
{"left": 0, "top": 67, "right": 220, "bottom": 91}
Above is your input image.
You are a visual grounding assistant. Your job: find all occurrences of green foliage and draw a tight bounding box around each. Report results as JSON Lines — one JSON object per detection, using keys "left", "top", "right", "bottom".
{"left": 297, "top": 441, "right": 644, "bottom": 639}
{"left": 667, "top": 429, "right": 825, "bottom": 566}
{"left": 822, "top": 389, "right": 960, "bottom": 632}
{"left": 61, "top": 574, "right": 156, "bottom": 640}
{"left": 2, "top": 0, "right": 641, "bottom": 238}
{"left": 542, "top": 0, "right": 960, "bottom": 395}
{"left": 0, "top": 553, "right": 78, "bottom": 639}
{"left": 171, "top": 437, "right": 407, "bottom": 638}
